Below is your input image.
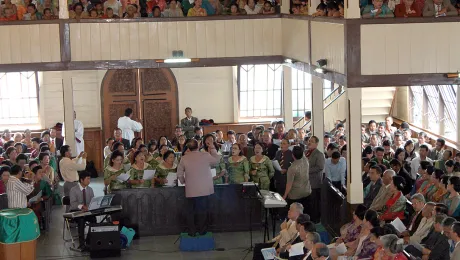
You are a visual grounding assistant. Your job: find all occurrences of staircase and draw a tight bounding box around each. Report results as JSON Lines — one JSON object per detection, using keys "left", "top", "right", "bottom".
{"left": 361, "top": 87, "right": 396, "bottom": 124}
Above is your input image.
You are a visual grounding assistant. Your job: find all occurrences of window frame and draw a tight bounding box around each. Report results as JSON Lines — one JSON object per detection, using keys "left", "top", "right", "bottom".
{"left": 237, "top": 64, "right": 284, "bottom": 119}
{"left": 0, "top": 71, "right": 40, "bottom": 126}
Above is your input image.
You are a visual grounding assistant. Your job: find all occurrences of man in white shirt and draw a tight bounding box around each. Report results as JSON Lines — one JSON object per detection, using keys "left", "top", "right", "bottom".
{"left": 410, "top": 144, "right": 433, "bottom": 180}
{"left": 62, "top": 111, "right": 85, "bottom": 155}
{"left": 117, "top": 108, "right": 143, "bottom": 143}
{"left": 60, "top": 145, "right": 87, "bottom": 197}
{"left": 5, "top": 165, "right": 34, "bottom": 208}
{"left": 244, "top": 0, "right": 261, "bottom": 14}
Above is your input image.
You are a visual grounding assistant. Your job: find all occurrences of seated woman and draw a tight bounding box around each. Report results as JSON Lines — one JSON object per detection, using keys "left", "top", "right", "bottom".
{"left": 162, "top": 0, "right": 184, "bottom": 17}
{"left": 187, "top": 0, "right": 207, "bottom": 16}
{"left": 158, "top": 136, "right": 171, "bottom": 149}
{"left": 148, "top": 139, "right": 158, "bottom": 155}
{"left": 39, "top": 152, "right": 55, "bottom": 185}
{"left": 131, "top": 137, "right": 143, "bottom": 150}
{"left": 37, "top": 0, "right": 57, "bottom": 16}
{"left": 312, "top": 3, "right": 327, "bottom": 16}
{"left": 427, "top": 169, "right": 447, "bottom": 202}
{"left": 29, "top": 166, "right": 52, "bottom": 227}
{"left": 445, "top": 160, "right": 460, "bottom": 177}
{"left": 174, "top": 135, "right": 186, "bottom": 153}
{"left": 228, "top": 3, "right": 240, "bottom": 14}
{"left": 362, "top": 0, "right": 394, "bottom": 18}
{"left": 228, "top": 144, "right": 249, "bottom": 184}
{"left": 379, "top": 234, "right": 408, "bottom": 260}
{"left": 379, "top": 176, "right": 407, "bottom": 221}
{"left": 202, "top": 134, "right": 226, "bottom": 185}
{"left": 104, "top": 141, "right": 128, "bottom": 169}
{"left": 154, "top": 151, "right": 177, "bottom": 187}
{"left": 104, "top": 137, "right": 115, "bottom": 159}
{"left": 371, "top": 224, "right": 399, "bottom": 259}
{"left": 416, "top": 164, "right": 435, "bottom": 196}
{"left": 129, "top": 150, "right": 154, "bottom": 188}
{"left": 148, "top": 6, "right": 162, "bottom": 17}
{"left": 249, "top": 143, "right": 274, "bottom": 190}
{"left": 262, "top": 0, "right": 275, "bottom": 14}
{"left": 104, "top": 151, "right": 127, "bottom": 193}
{"left": 335, "top": 204, "right": 366, "bottom": 245}
{"left": 443, "top": 176, "right": 460, "bottom": 217}
{"left": 123, "top": 4, "right": 139, "bottom": 18}
{"left": 394, "top": 0, "right": 421, "bottom": 16}
{"left": 69, "top": 3, "right": 88, "bottom": 19}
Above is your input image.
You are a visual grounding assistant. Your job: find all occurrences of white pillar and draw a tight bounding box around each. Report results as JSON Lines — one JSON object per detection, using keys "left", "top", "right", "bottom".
{"left": 62, "top": 72, "right": 76, "bottom": 156}
{"left": 283, "top": 66, "right": 294, "bottom": 128}
{"left": 311, "top": 76, "right": 324, "bottom": 152}
{"left": 344, "top": 0, "right": 361, "bottom": 18}
{"left": 457, "top": 85, "right": 460, "bottom": 143}
{"left": 59, "top": 0, "right": 69, "bottom": 19}
{"left": 346, "top": 87, "right": 364, "bottom": 204}
{"left": 309, "top": 0, "right": 321, "bottom": 15}
{"left": 281, "top": 0, "right": 290, "bottom": 13}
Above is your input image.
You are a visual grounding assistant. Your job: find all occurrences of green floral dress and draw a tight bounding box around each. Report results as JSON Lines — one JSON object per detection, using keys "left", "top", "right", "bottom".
{"left": 130, "top": 163, "right": 154, "bottom": 188}
{"left": 228, "top": 156, "right": 250, "bottom": 184}
{"left": 249, "top": 155, "right": 274, "bottom": 190}
{"left": 154, "top": 163, "right": 177, "bottom": 187}
{"left": 147, "top": 154, "right": 160, "bottom": 168}
{"left": 104, "top": 152, "right": 130, "bottom": 169}
{"left": 103, "top": 166, "right": 127, "bottom": 192}
{"left": 213, "top": 156, "right": 227, "bottom": 185}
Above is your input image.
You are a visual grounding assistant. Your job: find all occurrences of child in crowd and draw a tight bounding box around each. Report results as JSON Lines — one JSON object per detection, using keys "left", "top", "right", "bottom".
{"left": 102, "top": 7, "right": 118, "bottom": 18}
{"left": 262, "top": 0, "right": 275, "bottom": 14}
{"left": 0, "top": 7, "right": 18, "bottom": 20}
{"left": 23, "top": 3, "right": 42, "bottom": 20}
{"left": 300, "top": 0, "right": 308, "bottom": 14}
{"left": 148, "top": 5, "right": 161, "bottom": 17}
{"left": 42, "top": 7, "right": 57, "bottom": 19}
{"left": 362, "top": 0, "right": 394, "bottom": 17}
{"left": 123, "top": 4, "right": 139, "bottom": 18}
{"left": 291, "top": 4, "right": 300, "bottom": 14}
{"left": 88, "top": 8, "right": 99, "bottom": 18}
{"left": 327, "top": 1, "right": 341, "bottom": 16}
{"left": 229, "top": 3, "right": 240, "bottom": 14}
{"left": 312, "top": 2, "right": 327, "bottom": 16}
{"left": 95, "top": 3, "right": 104, "bottom": 16}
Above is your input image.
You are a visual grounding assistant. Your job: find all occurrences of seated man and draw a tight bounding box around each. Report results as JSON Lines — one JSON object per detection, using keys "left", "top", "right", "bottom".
{"left": 404, "top": 202, "right": 435, "bottom": 244}
{"left": 362, "top": 0, "right": 394, "bottom": 17}
{"left": 363, "top": 165, "right": 383, "bottom": 208}
{"left": 423, "top": 0, "right": 457, "bottom": 16}
{"left": 404, "top": 193, "right": 426, "bottom": 236}
{"left": 310, "top": 243, "right": 330, "bottom": 260}
{"left": 279, "top": 215, "right": 316, "bottom": 259}
{"left": 69, "top": 171, "right": 96, "bottom": 251}
{"left": 405, "top": 214, "right": 450, "bottom": 260}
{"left": 252, "top": 203, "right": 304, "bottom": 260}
{"left": 369, "top": 169, "right": 395, "bottom": 211}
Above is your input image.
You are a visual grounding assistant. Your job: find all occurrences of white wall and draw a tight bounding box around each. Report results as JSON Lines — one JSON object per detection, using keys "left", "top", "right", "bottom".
{"left": 38, "top": 70, "right": 104, "bottom": 129}
{"left": 37, "top": 67, "right": 235, "bottom": 129}
{"left": 173, "top": 67, "right": 234, "bottom": 124}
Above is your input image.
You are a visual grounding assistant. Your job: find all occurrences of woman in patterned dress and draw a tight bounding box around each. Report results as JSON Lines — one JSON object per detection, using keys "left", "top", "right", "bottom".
{"left": 154, "top": 151, "right": 177, "bottom": 187}
{"left": 227, "top": 143, "right": 249, "bottom": 184}
{"left": 104, "top": 150, "right": 127, "bottom": 192}
{"left": 249, "top": 142, "right": 274, "bottom": 190}
{"left": 202, "top": 134, "right": 226, "bottom": 184}
{"left": 129, "top": 150, "right": 154, "bottom": 188}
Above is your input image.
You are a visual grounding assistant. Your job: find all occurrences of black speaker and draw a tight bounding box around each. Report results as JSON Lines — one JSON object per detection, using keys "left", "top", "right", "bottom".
{"left": 89, "top": 224, "right": 121, "bottom": 258}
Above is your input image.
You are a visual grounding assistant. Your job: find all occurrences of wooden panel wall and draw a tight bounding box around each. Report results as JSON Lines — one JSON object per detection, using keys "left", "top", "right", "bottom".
{"left": 83, "top": 128, "right": 103, "bottom": 173}
{"left": 361, "top": 23, "right": 460, "bottom": 75}
{"left": 311, "top": 22, "right": 345, "bottom": 74}
{"left": 0, "top": 24, "right": 60, "bottom": 64}
{"left": 282, "top": 18, "right": 309, "bottom": 63}
{"left": 69, "top": 19, "right": 282, "bottom": 61}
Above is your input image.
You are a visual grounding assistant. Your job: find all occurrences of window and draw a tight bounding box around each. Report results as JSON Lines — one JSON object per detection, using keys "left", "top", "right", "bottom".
{"left": 409, "top": 85, "right": 457, "bottom": 142}
{"left": 0, "top": 72, "right": 39, "bottom": 125}
{"left": 323, "top": 80, "right": 333, "bottom": 98}
{"left": 238, "top": 64, "right": 283, "bottom": 118}
{"left": 291, "top": 69, "right": 312, "bottom": 118}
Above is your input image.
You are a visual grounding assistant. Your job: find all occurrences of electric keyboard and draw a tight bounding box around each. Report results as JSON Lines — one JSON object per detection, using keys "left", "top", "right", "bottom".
{"left": 259, "top": 190, "right": 287, "bottom": 208}
{"left": 63, "top": 205, "right": 122, "bottom": 219}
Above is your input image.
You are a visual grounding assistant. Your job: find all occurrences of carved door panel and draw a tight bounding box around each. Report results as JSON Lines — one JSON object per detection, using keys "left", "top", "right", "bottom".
{"left": 102, "top": 69, "right": 178, "bottom": 143}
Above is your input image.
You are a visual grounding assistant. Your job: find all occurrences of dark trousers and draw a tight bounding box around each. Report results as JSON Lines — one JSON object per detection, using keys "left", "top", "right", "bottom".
{"left": 186, "top": 195, "right": 210, "bottom": 235}
{"left": 310, "top": 188, "right": 321, "bottom": 223}
{"left": 73, "top": 213, "right": 96, "bottom": 247}
{"left": 252, "top": 241, "right": 275, "bottom": 260}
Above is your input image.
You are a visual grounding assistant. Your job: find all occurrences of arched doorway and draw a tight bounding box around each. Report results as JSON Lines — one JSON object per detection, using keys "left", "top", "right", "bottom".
{"left": 101, "top": 68, "right": 179, "bottom": 144}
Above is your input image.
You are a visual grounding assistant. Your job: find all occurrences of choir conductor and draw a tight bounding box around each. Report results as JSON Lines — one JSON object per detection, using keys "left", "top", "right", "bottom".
{"left": 177, "top": 139, "right": 221, "bottom": 236}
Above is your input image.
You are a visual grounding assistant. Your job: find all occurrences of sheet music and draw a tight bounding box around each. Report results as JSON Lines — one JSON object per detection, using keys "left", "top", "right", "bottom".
{"left": 29, "top": 191, "right": 42, "bottom": 203}
{"left": 289, "top": 242, "right": 304, "bottom": 257}
{"left": 390, "top": 217, "right": 406, "bottom": 233}
{"left": 165, "top": 172, "right": 177, "bottom": 187}
{"left": 211, "top": 168, "right": 217, "bottom": 177}
{"left": 143, "top": 170, "right": 156, "bottom": 180}
{"left": 272, "top": 160, "right": 282, "bottom": 171}
{"left": 116, "top": 173, "right": 130, "bottom": 182}
{"left": 335, "top": 242, "right": 347, "bottom": 254}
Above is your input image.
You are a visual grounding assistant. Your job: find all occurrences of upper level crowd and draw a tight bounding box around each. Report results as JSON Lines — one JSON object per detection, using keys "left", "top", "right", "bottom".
{"left": 1, "top": 0, "right": 459, "bottom": 22}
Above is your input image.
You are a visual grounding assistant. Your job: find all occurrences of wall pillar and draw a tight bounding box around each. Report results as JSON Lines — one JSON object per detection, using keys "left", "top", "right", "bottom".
{"left": 59, "top": 0, "right": 69, "bottom": 19}
{"left": 62, "top": 72, "right": 76, "bottom": 156}
{"left": 309, "top": 0, "right": 322, "bottom": 15}
{"left": 344, "top": 0, "right": 360, "bottom": 18}
{"left": 281, "top": 0, "right": 290, "bottom": 13}
{"left": 346, "top": 87, "right": 363, "bottom": 204}
{"left": 312, "top": 76, "right": 324, "bottom": 152}
{"left": 283, "top": 66, "right": 294, "bottom": 128}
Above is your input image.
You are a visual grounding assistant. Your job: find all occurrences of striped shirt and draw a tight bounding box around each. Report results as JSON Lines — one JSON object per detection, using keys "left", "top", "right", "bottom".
{"left": 6, "top": 176, "right": 34, "bottom": 208}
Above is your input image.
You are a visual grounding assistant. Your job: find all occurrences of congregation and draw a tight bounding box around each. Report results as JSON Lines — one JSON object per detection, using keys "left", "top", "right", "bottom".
{"left": 1, "top": 105, "right": 460, "bottom": 258}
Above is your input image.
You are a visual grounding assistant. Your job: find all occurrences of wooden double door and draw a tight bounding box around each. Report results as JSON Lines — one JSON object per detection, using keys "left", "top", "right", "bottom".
{"left": 102, "top": 68, "right": 178, "bottom": 143}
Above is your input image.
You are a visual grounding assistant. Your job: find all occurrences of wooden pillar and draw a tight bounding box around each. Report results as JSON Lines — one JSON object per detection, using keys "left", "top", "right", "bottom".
{"left": 312, "top": 76, "right": 324, "bottom": 152}
{"left": 62, "top": 72, "right": 76, "bottom": 156}
{"left": 346, "top": 87, "right": 364, "bottom": 204}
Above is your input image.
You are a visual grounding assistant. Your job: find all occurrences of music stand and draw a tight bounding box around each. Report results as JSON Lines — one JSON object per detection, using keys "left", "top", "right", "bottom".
{"left": 241, "top": 183, "right": 260, "bottom": 253}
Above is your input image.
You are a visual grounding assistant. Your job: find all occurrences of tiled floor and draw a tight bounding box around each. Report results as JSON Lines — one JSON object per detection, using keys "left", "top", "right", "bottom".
{"left": 36, "top": 178, "right": 273, "bottom": 260}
